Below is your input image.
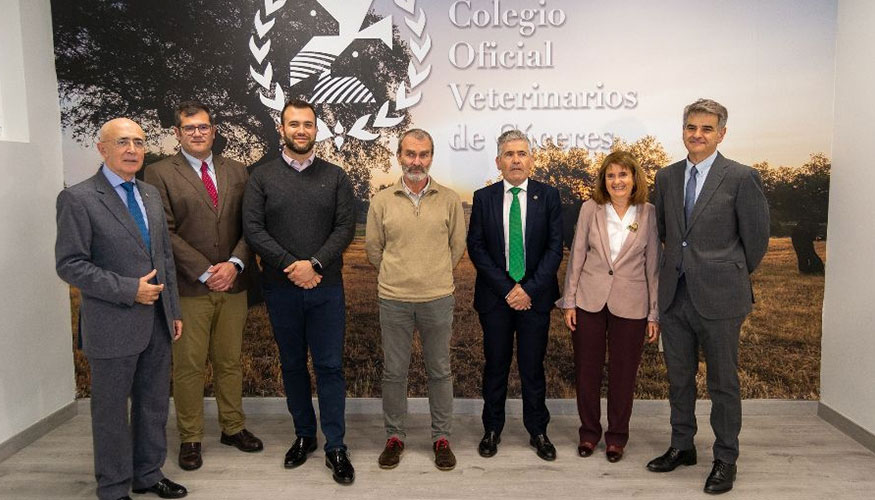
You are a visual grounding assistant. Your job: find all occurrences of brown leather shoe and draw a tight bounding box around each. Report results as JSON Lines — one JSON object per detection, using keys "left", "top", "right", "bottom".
{"left": 433, "top": 438, "right": 456, "bottom": 471}
{"left": 606, "top": 444, "right": 624, "bottom": 463}
{"left": 220, "top": 429, "right": 264, "bottom": 453}
{"left": 378, "top": 437, "right": 404, "bottom": 469}
{"left": 178, "top": 442, "right": 202, "bottom": 471}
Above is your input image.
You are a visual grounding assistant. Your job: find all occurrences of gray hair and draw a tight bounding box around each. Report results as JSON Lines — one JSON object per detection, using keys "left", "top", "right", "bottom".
{"left": 496, "top": 129, "right": 531, "bottom": 156}
{"left": 396, "top": 128, "right": 434, "bottom": 155}
{"left": 683, "top": 98, "right": 728, "bottom": 129}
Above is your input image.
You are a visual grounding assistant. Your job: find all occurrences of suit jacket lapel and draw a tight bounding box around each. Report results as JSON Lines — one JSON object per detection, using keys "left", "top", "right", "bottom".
{"left": 93, "top": 170, "right": 149, "bottom": 256}
{"left": 595, "top": 203, "right": 612, "bottom": 268}
{"left": 490, "top": 182, "right": 506, "bottom": 270}
{"left": 524, "top": 181, "right": 540, "bottom": 250}
{"left": 686, "top": 153, "right": 728, "bottom": 234}
{"left": 613, "top": 204, "right": 642, "bottom": 264}
{"left": 173, "top": 152, "right": 219, "bottom": 215}
{"left": 215, "top": 155, "right": 230, "bottom": 215}
{"left": 670, "top": 162, "right": 686, "bottom": 233}
{"left": 142, "top": 186, "right": 163, "bottom": 259}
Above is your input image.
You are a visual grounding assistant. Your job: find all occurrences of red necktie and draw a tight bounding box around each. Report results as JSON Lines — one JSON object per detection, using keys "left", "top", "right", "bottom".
{"left": 200, "top": 161, "right": 218, "bottom": 208}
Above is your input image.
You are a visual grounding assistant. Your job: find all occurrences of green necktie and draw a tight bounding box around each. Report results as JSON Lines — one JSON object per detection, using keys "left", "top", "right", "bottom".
{"left": 508, "top": 187, "right": 525, "bottom": 282}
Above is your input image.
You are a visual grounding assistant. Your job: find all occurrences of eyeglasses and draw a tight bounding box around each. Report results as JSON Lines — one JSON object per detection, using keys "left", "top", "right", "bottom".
{"left": 107, "top": 138, "right": 146, "bottom": 150}
{"left": 179, "top": 124, "right": 212, "bottom": 135}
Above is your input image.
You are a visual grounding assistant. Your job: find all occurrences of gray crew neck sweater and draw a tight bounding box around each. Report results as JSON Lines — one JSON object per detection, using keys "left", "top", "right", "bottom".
{"left": 243, "top": 156, "right": 355, "bottom": 287}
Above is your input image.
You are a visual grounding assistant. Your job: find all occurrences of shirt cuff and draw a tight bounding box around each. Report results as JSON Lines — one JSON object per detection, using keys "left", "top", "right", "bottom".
{"left": 198, "top": 269, "right": 212, "bottom": 283}
{"left": 229, "top": 256, "right": 244, "bottom": 272}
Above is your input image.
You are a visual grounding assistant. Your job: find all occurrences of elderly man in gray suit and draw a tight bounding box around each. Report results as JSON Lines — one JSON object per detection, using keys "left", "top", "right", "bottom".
{"left": 56, "top": 118, "right": 188, "bottom": 500}
{"left": 646, "top": 99, "right": 770, "bottom": 495}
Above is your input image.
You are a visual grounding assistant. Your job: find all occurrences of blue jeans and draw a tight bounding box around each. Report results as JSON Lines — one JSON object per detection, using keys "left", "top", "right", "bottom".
{"left": 263, "top": 283, "right": 347, "bottom": 451}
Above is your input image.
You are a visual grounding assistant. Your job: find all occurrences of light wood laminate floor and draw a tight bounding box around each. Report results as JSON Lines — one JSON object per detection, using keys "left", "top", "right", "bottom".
{"left": 0, "top": 399, "right": 872, "bottom": 499}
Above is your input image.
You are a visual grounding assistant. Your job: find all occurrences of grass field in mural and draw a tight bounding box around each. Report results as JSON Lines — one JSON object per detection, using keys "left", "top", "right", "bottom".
{"left": 70, "top": 237, "right": 823, "bottom": 400}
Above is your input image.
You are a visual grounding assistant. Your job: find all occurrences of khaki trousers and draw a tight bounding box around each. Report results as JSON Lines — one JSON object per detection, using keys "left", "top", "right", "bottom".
{"left": 173, "top": 291, "right": 248, "bottom": 442}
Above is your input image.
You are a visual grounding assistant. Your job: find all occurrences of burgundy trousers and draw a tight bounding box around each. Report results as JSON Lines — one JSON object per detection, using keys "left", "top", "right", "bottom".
{"left": 572, "top": 306, "right": 646, "bottom": 447}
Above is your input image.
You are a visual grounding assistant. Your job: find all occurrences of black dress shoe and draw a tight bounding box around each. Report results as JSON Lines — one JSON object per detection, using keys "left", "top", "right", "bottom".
{"left": 220, "top": 428, "right": 264, "bottom": 452}
{"left": 478, "top": 431, "right": 501, "bottom": 458}
{"left": 529, "top": 434, "right": 557, "bottom": 461}
{"left": 577, "top": 441, "right": 595, "bottom": 458}
{"left": 178, "top": 442, "right": 202, "bottom": 471}
{"left": 704, "top": 460, "right": 737, "bottom": 494}
{"left": 132, "top": 478, "right": 188, "bottom": 498}
{"left": 117, "top": 497, "right": 133, "bottom": 500}
{"left": 646, "top": 447, "right": 697, "bottom": 472}
{"left": 325, "top": 448, "right": 355, "bottom": 485}
{"left": 284, "top": 436, "right": 318, "bottom": 468}
{"left": 606, "top": 444, "right": 624, "bottom": 463}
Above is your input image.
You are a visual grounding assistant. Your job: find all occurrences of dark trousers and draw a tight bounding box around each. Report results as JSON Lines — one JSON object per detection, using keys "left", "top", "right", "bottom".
{"left": 572, "top": 306, "right": 646, "bottom": 447}
{"left": 263, "top": 283, "right": 347, "bottom": 451}
{"left": 479, "top": 305, "right": 550, "bottom": 437}
{"left": 87, "top": 307, "right": 170, "bottom": 500}
{"left": 661, "top": 277, "right": 744, "bottom": 464}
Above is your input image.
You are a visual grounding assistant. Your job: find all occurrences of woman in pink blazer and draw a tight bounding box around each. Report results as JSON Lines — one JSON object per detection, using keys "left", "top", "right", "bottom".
{"left": 557, "top": 151, "right": 660, "bottom": 463}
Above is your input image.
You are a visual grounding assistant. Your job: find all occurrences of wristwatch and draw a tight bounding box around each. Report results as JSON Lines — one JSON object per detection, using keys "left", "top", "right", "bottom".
{"left": 309, "top": 257, "right": 323, "bottom": 274}
{"left": 232, "top": 261, "right": 243, "bottom": 274}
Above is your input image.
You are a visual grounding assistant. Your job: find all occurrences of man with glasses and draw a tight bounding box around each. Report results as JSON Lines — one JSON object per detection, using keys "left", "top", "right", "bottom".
{"left": 144, "top": 101, "right": 262, "bottom": 471}
{"left": 56, "top": 118, "right": 188, "bottom": 499}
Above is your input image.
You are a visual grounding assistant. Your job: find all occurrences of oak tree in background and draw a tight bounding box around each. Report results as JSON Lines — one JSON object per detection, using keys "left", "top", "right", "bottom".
{"left": 52, "top": 0, "right": 411, "bottom": 199}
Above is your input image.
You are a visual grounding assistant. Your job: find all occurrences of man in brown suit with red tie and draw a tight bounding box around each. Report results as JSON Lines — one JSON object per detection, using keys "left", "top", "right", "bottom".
{"left": 145, "top": 101, "right": 263, "bottom": 471}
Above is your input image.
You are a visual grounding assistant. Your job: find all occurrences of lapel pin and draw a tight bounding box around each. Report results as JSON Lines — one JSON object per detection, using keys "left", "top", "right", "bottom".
{"left": 533, "top": 195, "right": 538, "bottom": 200}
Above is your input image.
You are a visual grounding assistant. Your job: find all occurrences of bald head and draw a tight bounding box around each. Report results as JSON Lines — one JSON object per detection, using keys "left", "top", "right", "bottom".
{"left": 97, "top": 118, "right": 146, "bottom": 181}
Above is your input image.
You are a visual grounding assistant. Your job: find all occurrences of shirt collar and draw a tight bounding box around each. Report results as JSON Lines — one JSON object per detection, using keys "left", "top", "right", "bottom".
{"left": 101, "top": 164, "right": 133, "bottom": 188}
{"left": 180, "top": 148, "right": 213, "bottom": 172}
{"left": 686, "top": 150, "right": 719, "bottom": 176}
{"left": 400, "top": 176, "right": 431, "bottom": 197}
{"left": 503, "top": 178, "right": 529, "bottom": 193}
{"left": 282, "top": 150, "right": 316, "bottom": 171}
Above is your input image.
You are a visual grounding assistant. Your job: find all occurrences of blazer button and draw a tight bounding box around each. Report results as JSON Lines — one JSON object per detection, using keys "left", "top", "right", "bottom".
{"left": 608, "top": 270, "right": 614, "bottom": 275}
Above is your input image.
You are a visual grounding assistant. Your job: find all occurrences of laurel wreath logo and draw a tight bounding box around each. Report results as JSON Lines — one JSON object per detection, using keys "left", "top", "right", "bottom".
{"left": 248, "top": 0, "right": 432, "bottom": 150}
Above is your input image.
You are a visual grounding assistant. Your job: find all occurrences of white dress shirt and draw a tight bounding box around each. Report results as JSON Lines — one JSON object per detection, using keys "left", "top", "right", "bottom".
{"left": 502, "top": 178, "right": 528, "bottom": 271}
{"left": 605, "top": 203, "right": 637, "bottom": 263}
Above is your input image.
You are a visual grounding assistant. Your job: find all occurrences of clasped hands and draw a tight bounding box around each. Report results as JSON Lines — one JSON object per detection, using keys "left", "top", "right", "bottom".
{"left": 506, "top": 283, "right": 532, "bottom": 310}
{"left": 284, "top": 260, "right": 321, "bottom": 289}
{"left": 205, "top": 261, "right": 238, "bottom": 292}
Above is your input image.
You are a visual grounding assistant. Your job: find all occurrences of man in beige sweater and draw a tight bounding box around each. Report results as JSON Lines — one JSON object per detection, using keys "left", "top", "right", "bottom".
{"left": 365, "top": 128, "right": 467, "bottom": 472}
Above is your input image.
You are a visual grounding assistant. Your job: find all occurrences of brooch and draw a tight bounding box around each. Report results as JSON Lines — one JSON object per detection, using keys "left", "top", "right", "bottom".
{"left": 627, "top": 222, "right": 639, "bottom": 232}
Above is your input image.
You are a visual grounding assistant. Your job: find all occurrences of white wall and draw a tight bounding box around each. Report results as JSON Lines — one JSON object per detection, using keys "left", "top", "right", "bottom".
{"left": 0, "top": 0, "right": 75, "bottom": 445}
{"left": 820, "top": 0, "right": 875, "bottom": 436}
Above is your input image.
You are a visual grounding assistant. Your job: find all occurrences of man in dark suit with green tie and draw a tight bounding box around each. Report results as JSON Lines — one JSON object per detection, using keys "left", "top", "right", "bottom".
{"left": 467, "top": 129, "right": 563, "bottom": 461}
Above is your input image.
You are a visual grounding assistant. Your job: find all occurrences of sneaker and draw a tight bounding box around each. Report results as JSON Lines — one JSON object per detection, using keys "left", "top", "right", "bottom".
{"left": 378, "top": 437, "right": 404, "bottom": 469}
{"left": 433, "top": 437, "right": 456, "bottom": 471}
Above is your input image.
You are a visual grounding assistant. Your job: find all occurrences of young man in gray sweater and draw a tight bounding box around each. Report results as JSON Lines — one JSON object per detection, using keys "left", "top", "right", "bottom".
{"left": 242, "top": 99, "right": 356, "bottom": 485}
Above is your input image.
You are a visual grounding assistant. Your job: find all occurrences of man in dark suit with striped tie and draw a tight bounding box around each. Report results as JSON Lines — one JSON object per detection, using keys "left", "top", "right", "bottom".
{"left": 467, "top": 129, "right": 563, "bottom": 461}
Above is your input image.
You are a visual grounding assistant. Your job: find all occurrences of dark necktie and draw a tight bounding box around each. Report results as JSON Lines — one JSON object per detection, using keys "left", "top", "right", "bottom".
{"left": 508, "top": 187, "right": 525, "bottom": 282}
{"left": 201, "top": 161, "right": 218, "bottom": 208}
{"left": 120, "top": 181, "right": 151, "bottom": 249}
{"left": 684, "top": 165, "right": 698, "bottom": 225}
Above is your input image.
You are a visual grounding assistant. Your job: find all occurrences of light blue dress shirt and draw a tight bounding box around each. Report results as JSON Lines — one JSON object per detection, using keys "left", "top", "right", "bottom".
{"left": 684, "top": 150, "right": 719, "bottom": 204}
{"left": 102, "top": 164, "right": 148, "bottom": 230}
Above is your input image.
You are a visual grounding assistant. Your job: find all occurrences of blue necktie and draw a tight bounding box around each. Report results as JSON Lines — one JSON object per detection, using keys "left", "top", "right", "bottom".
{"left": 121, "top": 181, "right": 151, "bottom": 250}
{"left": 684, "top": 165, "right": 698, "bottom": 225}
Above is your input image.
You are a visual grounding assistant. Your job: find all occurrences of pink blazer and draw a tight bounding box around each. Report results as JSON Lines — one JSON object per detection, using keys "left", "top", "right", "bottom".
{"left": 557, "top": 199, "right": 659, "bottom": 321}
